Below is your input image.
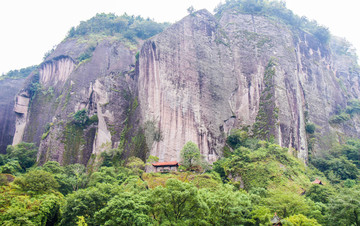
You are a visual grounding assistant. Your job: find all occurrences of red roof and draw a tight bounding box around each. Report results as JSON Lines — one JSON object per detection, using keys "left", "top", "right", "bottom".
{"left": 152, "top": 161, "right": 179, "bottom": 167}
{"left": 312, "top": 179, "right": 324, "bottom": 185}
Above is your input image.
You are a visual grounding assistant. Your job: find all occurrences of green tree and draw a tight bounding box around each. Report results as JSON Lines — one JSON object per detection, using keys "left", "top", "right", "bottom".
{"left": 306, "top": 184, "right": 334, "bottom": 203}
{"left": 126, "top": 156, "right": 145, "bottom": 176}
{"left": 64, "top": 163, "right": 88, "bottom": 191}
{"left": 265, "top": 189, "right": 309, "bottom": 218}
{"left": 5, "top": 143, "right": 37, "bottom": 170}
{"left": 327, "top": 186, "right": 360, "bottom": 226}
{"left": 0, "top": 193, "right": 63, "bottom": 226}
{"left": 41, "top": 161, "right": 77, "bottom": 195}
{"left": 0, "top": 160, "right": 22, "bottom": 175}
{"left": 71, "top": 109, "right": 89, "bottom": 125}
{"left": 282, "top": 214, "right": 321, "bottom": 226}
{"left": 313, "top": 26, "right": 330, "bottom": 44}
{"left": 187, "top": 6, "right": 195, "bottom": 14}
{"left": 150, "top": 179, "right": 208, "bottom": 224}
{"left": 146, "top": 155, "right": 159, "bottom": 165}
{"left": 94, "top": 192, "right": 152, "bottom": 225}
{"left": 88, "top": 166, "right": 118, "bottom": 186}
{"left": 13, "top": 170, "right": 59, "bottom": 195}
{"left": 227, "top": 129, "right": 249, "bottom": 149}
{"left": 42, "top": 161, "right": 64, "bottom": 174}
{"left": 180, "top": 141, "right": 201, "bottom": 170}
{"left": 305, "top": 123, "right": 316, "bottom": 134}
{"left": 200, "top": 184, "right": 256, "bottom": 225}
{"left": 61, "top": 183, "right": 118, "bottom": 225}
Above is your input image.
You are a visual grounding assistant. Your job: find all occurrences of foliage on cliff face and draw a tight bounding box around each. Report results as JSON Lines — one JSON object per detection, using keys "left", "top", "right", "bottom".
{"left": 253, "top": 58, "right": 278, "bottom": 140}
{"left": 329, "top": 99, "right": 360, "bottom": 124}
{"left": 215, "top": 0, "right": 330, "bottom": 44}
{"left": 0, "top": 65, "right": 37, "bottom": 81}
{"left": 2, "top": 2, "right": 360, "bottom": 225}
{"left": 67, "top": 13, "right": 170, "bottom": 41}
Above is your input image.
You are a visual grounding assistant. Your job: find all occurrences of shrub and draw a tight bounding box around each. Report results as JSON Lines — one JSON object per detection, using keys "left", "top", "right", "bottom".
{"left": 305, "top": 123, "right": 316, "bottom": 134}
{"left": 71, "top": 109, "right": 89, "bottom": 125}
{"left": 329, "top": 112, "right": 350, "bottom": 124}
{"left": 14, "top": 170, "right": 59, "bottom": 194}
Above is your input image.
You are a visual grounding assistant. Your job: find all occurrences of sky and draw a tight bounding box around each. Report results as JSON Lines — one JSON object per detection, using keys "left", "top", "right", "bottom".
{"left": 0, "top": 0, "right": 359, "bottom": 75}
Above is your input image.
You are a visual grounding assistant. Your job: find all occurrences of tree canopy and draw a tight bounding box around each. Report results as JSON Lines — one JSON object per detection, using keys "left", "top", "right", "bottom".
{"left": 67, "top": 13, "right": 170, "bottom": 41}
{"left": 215, "top": 0, "right": 331, "bottom": 44}
{"left": 1, "top": 130, "right": 360, "bottom": 225}
{"left": 180, "top": 141, "right": 201, "bottom": 170}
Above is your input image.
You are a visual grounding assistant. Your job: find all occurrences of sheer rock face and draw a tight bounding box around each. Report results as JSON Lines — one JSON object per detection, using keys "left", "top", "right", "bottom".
{"left": 37, "top": 40, "right": 136, "bottom": 165}
{"left": 2, "top": 9, "right": 360, "bottom": 165}
{"left": 138, "top": 10, "right": 359, "bottom": 163}
{"left": 0, "top": 78, "right": 26, "bottom": 153}
{"left": 138, "top": 11, "right": 233, "bottom": 163}
{"left": 39, "top": 56, "right": 75, "bottom": 88}
{"left": 11, "top": 38, "right": 137, "bottom": 165}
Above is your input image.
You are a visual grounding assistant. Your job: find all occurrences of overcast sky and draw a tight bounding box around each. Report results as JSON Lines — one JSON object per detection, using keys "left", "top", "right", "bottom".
{"left": 0, "top": 0, "right": 359, "bottom": 74}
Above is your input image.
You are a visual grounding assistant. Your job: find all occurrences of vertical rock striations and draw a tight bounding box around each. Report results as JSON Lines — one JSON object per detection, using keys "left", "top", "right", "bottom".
{"left": 138, "top": 9, "right": 360, "bottom": 164}
{"left": 138, "top": 10, "right": 234, "bottom": 163}
{"left": 1, "top": 9, "right": 360, "bottom": 166}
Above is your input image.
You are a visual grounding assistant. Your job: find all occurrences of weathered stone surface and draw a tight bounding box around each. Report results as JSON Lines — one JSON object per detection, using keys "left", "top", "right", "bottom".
{"left": 35, "top": 38, "right": 137, "bottom": 165}
{"left": 2, "top": 9, "right": 360, "bottom": 166}
{"left": 12, "top": 90, "right": 30, "bottom": 146}
{"left": 138, "top": 9, "right": 360, "bottom": 164}
{"left": 39, "top": 56, "right": 75, "bottom": 88}
{"left": 0, "top": 78, "right": 26, "bottom": 153}
{"left": 138, "top": 10, "right": 233, "bottom": 163}
{"left": 14, "top": 92, "right": 30, "bottom": 114}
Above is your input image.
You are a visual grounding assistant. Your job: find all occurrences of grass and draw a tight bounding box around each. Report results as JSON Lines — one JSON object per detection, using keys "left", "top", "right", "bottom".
{"left": 142, "top": 171, "right": 222, "bottom": 189}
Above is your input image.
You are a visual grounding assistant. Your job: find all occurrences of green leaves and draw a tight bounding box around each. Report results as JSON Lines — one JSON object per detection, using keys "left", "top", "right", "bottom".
{"left": 201, "top": 184, "right": 255, "bottom": 225}
{"left": 306, "top": 184, "right": 334, "bottom": 203}
{"left": 0, "top": 183, "right": 64, "bottom": 225}
{"left": 327, "top": 186, "right": 360, "bottom": 226}
{"left": 3, "top": 143, "right": 37, "bottom": 171}
{"left": 66, "top": 13, "right": 169, "bottom": 41}
{"left": 70, "top": 109, "right": 89, "bottom": 125}
{"left": 0, "top": 160, "right": 22, "bottom": 175}
{"left": 180, "top": 141, "right": 201, "bottom": 170}
{"left": 61, "top": 183, "right": 117, "bottom": 225}
{"left": 283, "top": 214, "right": 321, "bottom": 226}
{"left": 150, "top": 179, "right": 208, "bottom": 225}
{"left": 94, "top": 192, "right": 152, "bottom": 225}
{"left": 13, "top": 170, "right": 59, "bottom": 195}
{"left": 214, "top": 0, "right": 331, "bottom": 44}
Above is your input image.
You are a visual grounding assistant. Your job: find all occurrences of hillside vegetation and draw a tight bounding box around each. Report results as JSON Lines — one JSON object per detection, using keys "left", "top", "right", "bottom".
{"left": 215, "top": 0, "right": 330, "bottom": 44}
{"left": 1, "top": 1, "right": 360, "bottom": 225}
{"left": 0, "top": 65, "right": 37, "bottom": 81}
{"left": 0, "top": 133, "right": 359, "bottom": 225}
{"left": 67, "top": 13, "right": 170, "bottom": 42}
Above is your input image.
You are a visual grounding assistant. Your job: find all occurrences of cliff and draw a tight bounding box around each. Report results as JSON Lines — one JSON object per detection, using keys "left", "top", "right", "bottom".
{"left": 1, "top": 9, "right": 359, "bottom": 165}
{"left": 138, "top": 10, "right": 359, "bottom": 163}
{"left": 0, "top": 78, "right": 27, "bottom": 153}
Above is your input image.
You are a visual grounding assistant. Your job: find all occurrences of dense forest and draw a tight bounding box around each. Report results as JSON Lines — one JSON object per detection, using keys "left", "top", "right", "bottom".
{"left": 1, "top": 0, "right": 360, "bottom": 225}
{"left": 1, "top": 132, "right": 359, "bottom": 225}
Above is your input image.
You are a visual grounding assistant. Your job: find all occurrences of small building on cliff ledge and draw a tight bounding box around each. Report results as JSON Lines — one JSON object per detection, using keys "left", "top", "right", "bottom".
{"left": 271, "top": 213, "right": 282, "bottom": 226}
{"left": 312, "top": 178, "right": 324, "bottom": 185}
{"left": 152, "top": 161, "right": 179, "bottom": 172}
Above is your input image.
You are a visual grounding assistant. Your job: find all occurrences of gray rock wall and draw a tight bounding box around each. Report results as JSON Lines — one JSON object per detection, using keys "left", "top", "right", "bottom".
{"left": 138, "top": 9, "right": 360, "bottom": 164}
{"left": 2, "top": 9, "right": 360, "bottom": 165}
{"left": 0, "top": 78, "right": 26, "bottom": 153}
